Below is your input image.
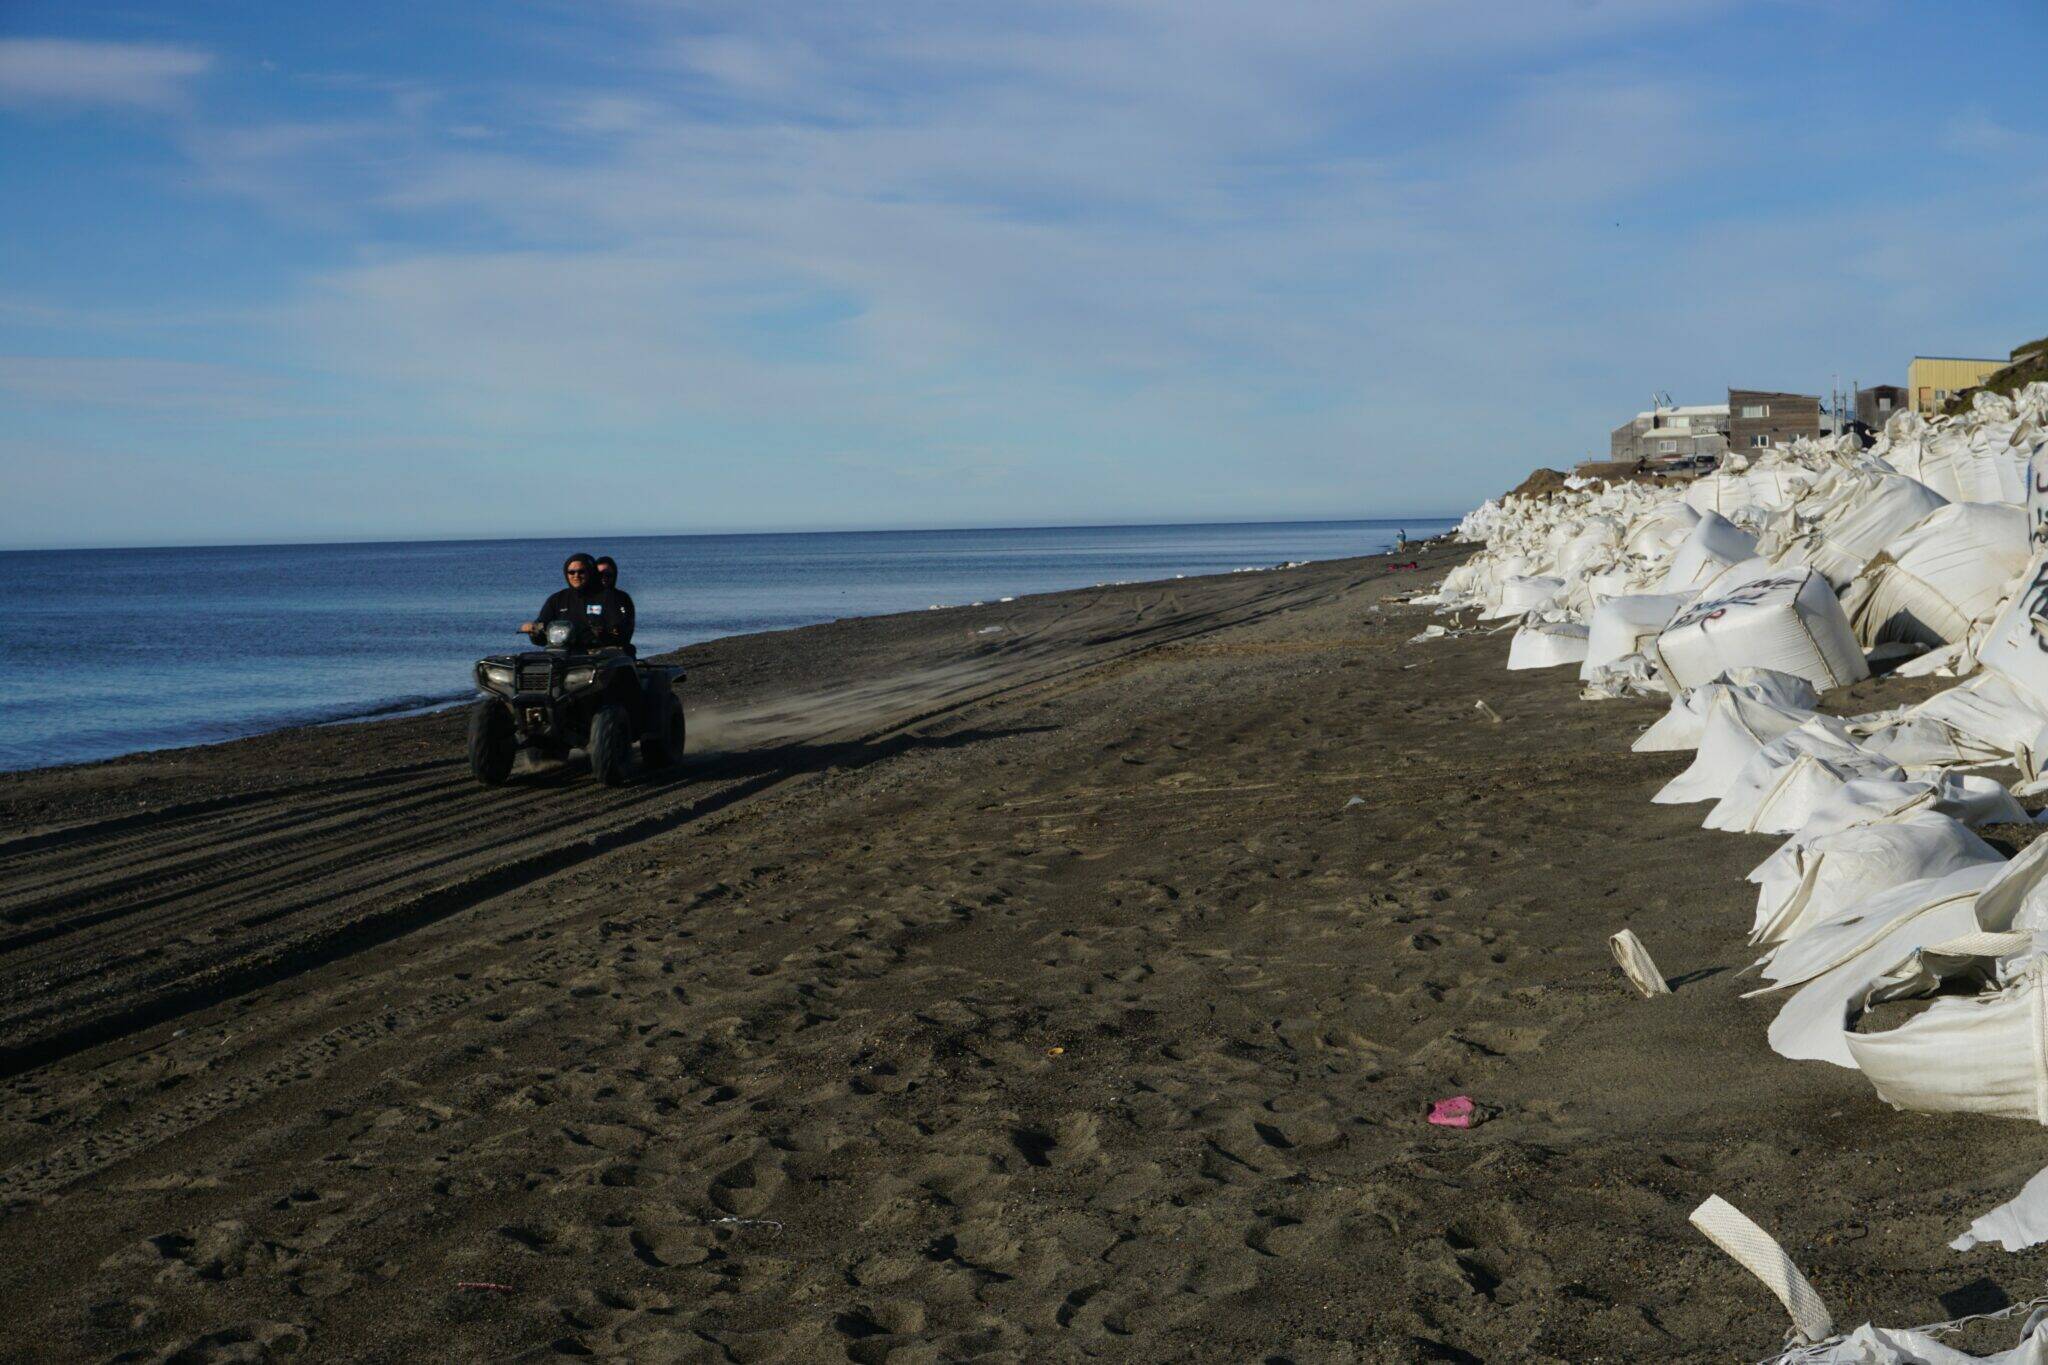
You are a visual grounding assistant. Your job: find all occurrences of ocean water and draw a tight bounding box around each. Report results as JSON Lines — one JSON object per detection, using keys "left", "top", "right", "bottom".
{"left": 0, "top": 519, "right": 1451, "bottom": 772}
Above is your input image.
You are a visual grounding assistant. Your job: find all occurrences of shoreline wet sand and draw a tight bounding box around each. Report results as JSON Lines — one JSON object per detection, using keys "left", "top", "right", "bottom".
{"left": 2, "top": 545, "right": 2043, "bottom": 1362}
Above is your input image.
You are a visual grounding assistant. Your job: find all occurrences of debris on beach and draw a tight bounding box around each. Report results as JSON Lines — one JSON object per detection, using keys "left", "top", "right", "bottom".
{"left": 1608, "top": 928, "right": 1671, "bottom": 997}
{"left": 1424, "top": 1095, "right": 1495, "bottom": 1128}
{"left": 1690, "top": 1195, "right": 1834, "bottom": 1345}
{"left": 1415, "top": 385, "right": 2048, "bottom": 1353}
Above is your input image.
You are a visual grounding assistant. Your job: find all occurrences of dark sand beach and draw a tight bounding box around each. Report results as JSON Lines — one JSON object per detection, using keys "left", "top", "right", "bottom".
{"left": 3, "top": 546, "right": 2045, "bottom": 1362}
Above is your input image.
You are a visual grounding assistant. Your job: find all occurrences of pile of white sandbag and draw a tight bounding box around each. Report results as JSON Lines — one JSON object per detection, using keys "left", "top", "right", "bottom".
{"left": 1417, "top": 383, "right": 2048, "bottom": 1359}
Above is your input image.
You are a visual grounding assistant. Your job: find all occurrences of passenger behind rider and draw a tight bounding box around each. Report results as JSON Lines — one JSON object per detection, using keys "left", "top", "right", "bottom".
{"left": 593, "top": 556, "right": 635, "bottom": 648}
{"left": 520, "top": 552, "right": 632, "bottom": 648}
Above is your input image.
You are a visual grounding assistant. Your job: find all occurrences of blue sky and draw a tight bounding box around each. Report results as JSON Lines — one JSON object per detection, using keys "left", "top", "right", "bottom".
{"left": 3, "top": 1, "right": 2045, "bottom": 548}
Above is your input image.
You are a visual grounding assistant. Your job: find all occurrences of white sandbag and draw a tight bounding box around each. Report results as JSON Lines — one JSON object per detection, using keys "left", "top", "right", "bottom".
{"left": 1849, "top": 956, "right": 2048, "bottom": 1123}
{"left": 1585, "top": 565, "right": 1660, "bottom": 606}
{"left": 1786, "top": 772, "right": 2029, "bottom": 846}
{"left": 1892, "top": 641, "right": 1967, "bottom": 678}
{"left": 1638, "top": 671, "right": 1818, "bottom": 757}
{"left": 1580, "top": 655, "right": 1666, "bottom": 700}
{"left": 1768, "top": 838, "right": 2048, "bottom": 1066}
{"left": 1635, "top": 695, "right": 1711, "bottom": 753}
{"left": 1853, "top": 714, "right": 1994, "bottom": 768}
{"left": 1802, "top": 475, "right": 1949, "bottom": 589}
{"left": 1692, "top": 553, "right": 1794, "bottom": 603}
{"left": 1843, "top": 502, "right": 2030, "bottom": 648}
{"left": 1763, "top": 853, "right": 2024, "bottom": 991}
{"left": 1788, "top": 1321, "right": 2048, "bottom": 1363}
{"left": 1634, "top": 669, "right": 1820, "bottom": 752}
{"left": 1662, "top": 512, "right": 1759, "bottom": 594}
{"left": 1748, "top": 813, "right": 2001, "bottom": 949}
{"left": 1765, "top": 875, "right": 1991, "bottom": 1065}
{"left": 1507, "top": 620, "right": 1589, "bottom": 670}
{"left": 1899, "top": 672, "right": 2048, "bottom": 770}
{"left": 1704, "top": 717, "right": 1903, "bottom": 836}
{"left": 1890, "top": 394, "right": 2034, "bottom": 504}
{"left": 2033, "top": 441, "right": 2048, "bottom": 551}
{"left": 1654, "top": 686, "right": 1814, "bottom": 805}
{"left": 1580, "top": 593, "right": 1692, "bottom": 681}
{"left": 1975, "top": 552, "right": 2048, "bottom": 708}
{"left": 1555, "top": 518, "right": 1623, "bottom": 583}
{"left": 1623, "top": 502, "right": 1700, "bottom": 560}
{"left": 1482, "top": 574, "right": 1565, "bottom": 619}
{"left": 1653, "top": 568, "right": 1870, "bottom": 694}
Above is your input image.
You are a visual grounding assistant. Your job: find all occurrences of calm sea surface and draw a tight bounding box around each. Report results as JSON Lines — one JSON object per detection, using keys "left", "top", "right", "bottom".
{"left": 0, "top": 519, "right": 1452, "bottom": 772}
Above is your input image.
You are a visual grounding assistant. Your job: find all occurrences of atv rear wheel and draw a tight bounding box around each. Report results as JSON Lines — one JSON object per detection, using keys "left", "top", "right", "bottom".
{"left": 467, "top": 700, "right": 516, "bottom": 785}
{"left": 641, "top": 691, "right": 686, "bottom": 770}
{"left": 588, "top": 703, "right": 632, "bottom": 787}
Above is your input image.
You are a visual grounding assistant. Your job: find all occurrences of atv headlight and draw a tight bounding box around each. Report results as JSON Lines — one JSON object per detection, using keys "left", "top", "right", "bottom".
{"left": 563, "top": 666, "right": 598, "bottom": 689}
{"left": 481, "top": 663, "right": 515, "bottom": 690}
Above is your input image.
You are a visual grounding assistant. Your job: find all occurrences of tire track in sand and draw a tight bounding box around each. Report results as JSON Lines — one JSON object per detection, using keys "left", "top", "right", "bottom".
{"left": 0, "top": 570, "right": 1363, "bottom": 1082}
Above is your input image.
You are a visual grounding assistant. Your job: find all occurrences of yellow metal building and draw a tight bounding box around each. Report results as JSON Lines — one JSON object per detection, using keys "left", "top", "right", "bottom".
{"left": 1907, "top": 356, "right": 2004, "bottom": 414}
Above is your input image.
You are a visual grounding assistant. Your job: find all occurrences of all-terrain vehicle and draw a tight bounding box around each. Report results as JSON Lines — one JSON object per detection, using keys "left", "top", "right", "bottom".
{"left": 468, "top": 619, "right": 686, "bottom": 786}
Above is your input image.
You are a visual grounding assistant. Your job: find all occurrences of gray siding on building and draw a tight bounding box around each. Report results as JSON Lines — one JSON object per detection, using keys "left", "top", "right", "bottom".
{"left": 1610, "top": 420, "right": 1641, "bottom": 461}
{"left": 1727, "top": 389, "right": 1822, "bottom": 452}
{"left": 1610, "top": 409, "right": 1729, "bottom": 464}
{"left": 1856, "top": 385, "right": 1907, "bottom": 429}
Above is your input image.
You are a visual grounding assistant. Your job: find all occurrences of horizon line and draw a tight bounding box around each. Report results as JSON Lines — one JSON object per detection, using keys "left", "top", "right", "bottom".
{"left": 1, "top": 512, "right": 1465, "bottom": 556}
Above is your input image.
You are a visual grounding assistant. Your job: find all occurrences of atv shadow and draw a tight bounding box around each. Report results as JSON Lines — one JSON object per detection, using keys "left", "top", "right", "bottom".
{"left": 524, "top": 724, "right": 1055, "bottom": 790}
{"left": 666, "top": 724, "right": 1055, "bottom": 787}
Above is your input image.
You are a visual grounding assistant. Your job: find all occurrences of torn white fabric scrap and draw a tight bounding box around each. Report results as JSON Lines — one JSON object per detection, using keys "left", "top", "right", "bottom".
{"left": 1609, "top": 929, "right": 1671, "bottom": 997}
{"left": 1689, "top": 1194, "right": 1835, "bottom": 1345}
{"left": 1953, "top": 1164, "right": 2048, "bottom": 1253}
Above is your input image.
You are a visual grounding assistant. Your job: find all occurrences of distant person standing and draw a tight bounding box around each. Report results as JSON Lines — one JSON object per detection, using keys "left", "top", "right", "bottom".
{"left": 594, "top": 556, "right": 635, "bottom": 648}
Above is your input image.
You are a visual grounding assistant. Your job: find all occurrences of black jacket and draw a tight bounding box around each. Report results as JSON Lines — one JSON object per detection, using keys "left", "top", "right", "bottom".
{"left": 533, "top": 586, "right": 633, "bottom": 648}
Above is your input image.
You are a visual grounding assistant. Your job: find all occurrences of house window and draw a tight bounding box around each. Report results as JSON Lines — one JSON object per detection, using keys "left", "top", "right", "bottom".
{"left": 1936, "top": 389, "right": 1951, "bottom": 402}
{"left": 1741, "top": 404, "right": 1770, "bottom": 419}
{"left": 1877, "top": 397, "right": 1892, "bottom": 411}
{"left": 1659, "top": 439, "right": 1677, "bottom": 453}
{"left": 1750, "top": 434, "right": 1771, "bottom": 448}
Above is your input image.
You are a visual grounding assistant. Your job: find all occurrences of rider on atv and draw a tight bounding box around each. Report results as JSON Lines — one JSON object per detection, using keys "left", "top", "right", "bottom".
{"left": 522, "top": 553, "right": 633, "bottom": 651}
{"left": 472, "top": 552, "right": 682, "bottom": 787}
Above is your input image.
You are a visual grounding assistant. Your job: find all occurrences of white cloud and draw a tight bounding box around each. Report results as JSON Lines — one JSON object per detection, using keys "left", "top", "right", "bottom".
{"left": 49, "top": 0, "right": 2040, "bottom": 537}
{"left": 0, "top": 38, "right": 212, "bottom": 110}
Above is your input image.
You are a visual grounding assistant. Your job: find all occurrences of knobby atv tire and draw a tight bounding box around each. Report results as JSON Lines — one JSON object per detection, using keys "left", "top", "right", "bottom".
{"left": 641, "top": 691, "right": 685, "bottom": 769}
{"left": 468, "top": 700, "right": 516, "bottom": 785}
{"left": 588, "top": 703, "right": 633, "bottom": 787}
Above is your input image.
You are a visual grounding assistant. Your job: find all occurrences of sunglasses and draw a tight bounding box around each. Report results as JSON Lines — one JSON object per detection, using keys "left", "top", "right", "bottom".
{"left": 566, "top": 567, "right": 593, "bottom": 577}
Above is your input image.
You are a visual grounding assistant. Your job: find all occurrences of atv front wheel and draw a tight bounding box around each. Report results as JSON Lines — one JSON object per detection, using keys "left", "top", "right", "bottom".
{"left": 588, "top": 703, "right": 632, "bottom": 787}
{"left": 641, "top": 691, "right": 686, "bottom": 770}
{"left": 468, "top": 700, "right": 516, "bottom": 785}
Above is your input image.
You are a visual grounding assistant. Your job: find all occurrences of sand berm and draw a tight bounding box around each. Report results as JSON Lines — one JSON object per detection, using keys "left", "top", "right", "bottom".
{"left": 1, "top": 544, "right": 2041, "bottom": 1362}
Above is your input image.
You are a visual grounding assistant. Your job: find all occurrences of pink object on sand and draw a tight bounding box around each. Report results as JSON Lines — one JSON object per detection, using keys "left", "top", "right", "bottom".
{"left": 1427, "top": 1096, "right": 1478, "bottom": 1128}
